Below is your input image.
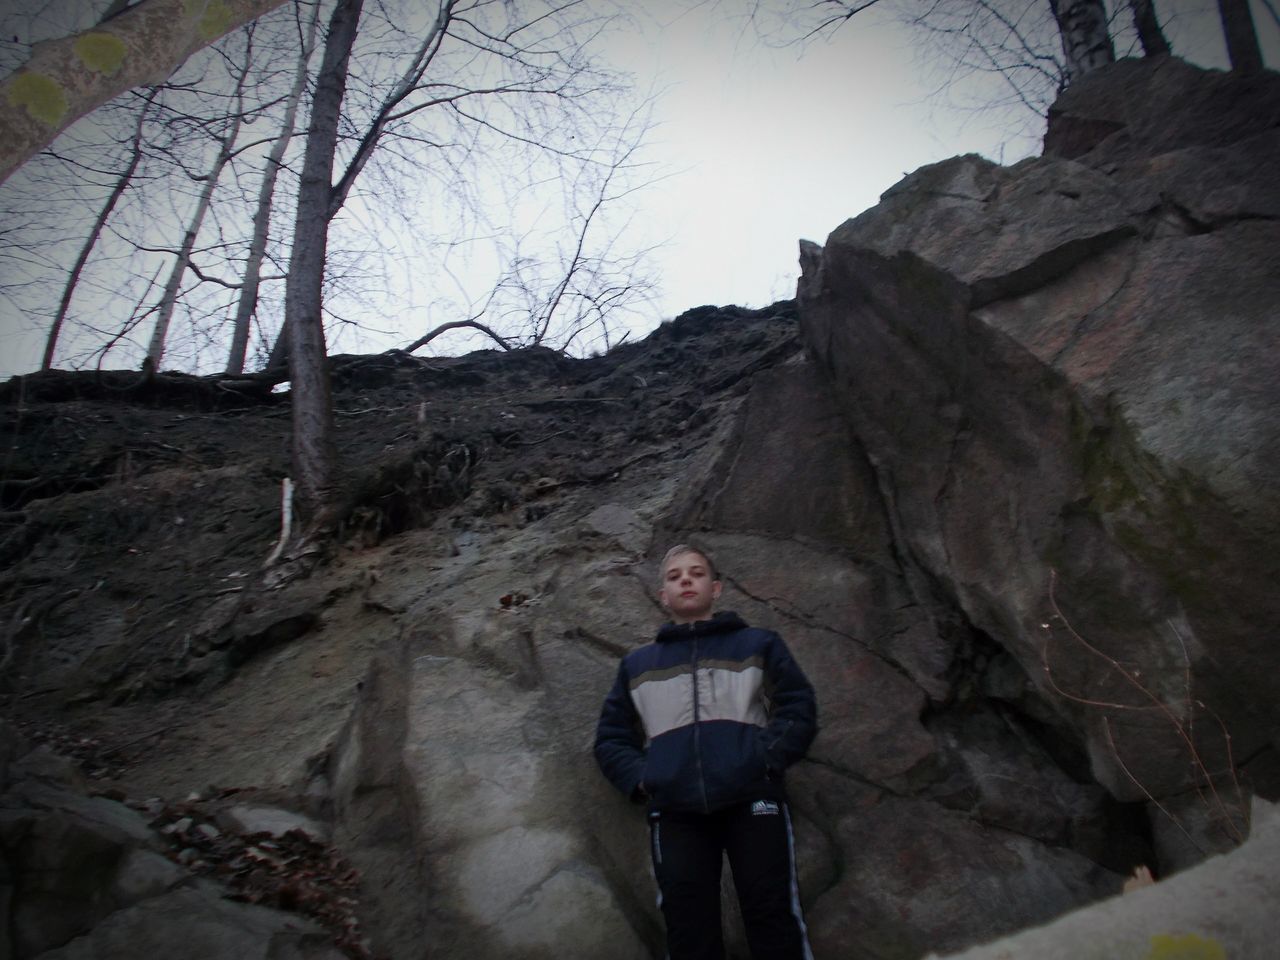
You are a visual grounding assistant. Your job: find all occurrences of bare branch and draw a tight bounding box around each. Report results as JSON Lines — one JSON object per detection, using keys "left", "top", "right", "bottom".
{"left": 402, "top": 319, "right": 514, "bottom": 353}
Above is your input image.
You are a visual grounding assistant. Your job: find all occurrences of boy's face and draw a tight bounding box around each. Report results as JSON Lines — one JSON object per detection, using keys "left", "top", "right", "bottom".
{"left": 658, "top": 550, "right": 721, "bottom": 624}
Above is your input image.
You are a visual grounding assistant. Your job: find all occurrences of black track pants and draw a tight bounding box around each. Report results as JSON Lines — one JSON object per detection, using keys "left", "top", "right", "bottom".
{"left": 648, "top": 799, "right": 813, "bottom": 960}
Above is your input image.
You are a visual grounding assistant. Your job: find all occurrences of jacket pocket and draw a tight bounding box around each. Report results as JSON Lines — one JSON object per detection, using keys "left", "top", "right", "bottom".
{"left": 635, "top": 753, "right": 651, "bottom": 800}
{"left": 759, "top": 720, "right": 795, "bottom": 778}
{"left": 640, "top": 738, "right": 679, "bottom": 804}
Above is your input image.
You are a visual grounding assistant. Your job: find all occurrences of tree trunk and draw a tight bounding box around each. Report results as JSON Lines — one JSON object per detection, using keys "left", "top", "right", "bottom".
{"left": 226, "top": 3, "right": 321, "bottom": 375}
{"left": 0, "top": 0, "right": 287, "bottom": 185}
{"left": 145, "top": 73, "right": 247, "bottom": 367}
{"left": 1049, "top": 0, "right": 1116, "bottom": 86}
{"left": 284, "top": 0, "right": 364, "bottom": 528}
{"left": 43, "top": 89, "right": 157, "bottom": 370}
{"left": 1128, "top": 0, "right": 1172, "bottom": 56}
{"left": 1217, "top": 0, "right": 1264, "bottom": 73}
{"left": 266, "top": 318, "right": 290, "bottom": 370}
{"left": 265, "top": 0, "right": 453, "bottom": 373}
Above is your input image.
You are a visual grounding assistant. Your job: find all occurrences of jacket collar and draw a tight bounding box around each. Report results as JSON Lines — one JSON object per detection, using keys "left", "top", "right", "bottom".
{"left": 656, "top": 610, "right": 748, "bottom": 642}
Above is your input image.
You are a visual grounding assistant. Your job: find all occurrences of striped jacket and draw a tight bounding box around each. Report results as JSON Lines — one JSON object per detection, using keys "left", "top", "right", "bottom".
{"left": 594, "top": 611, "right": 817, "bottom": 813}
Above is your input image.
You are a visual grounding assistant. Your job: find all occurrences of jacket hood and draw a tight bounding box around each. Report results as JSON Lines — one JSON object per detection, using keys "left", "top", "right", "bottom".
{"left": 656, "top": 610, "right": 748, "bottom": 642}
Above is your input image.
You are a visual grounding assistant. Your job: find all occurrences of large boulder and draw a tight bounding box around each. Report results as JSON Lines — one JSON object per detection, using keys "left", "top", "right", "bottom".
{"left": 928, "top": 798, "right": 1280, "bottom": 960}
{"left": 0, "top": 721, "right": 346, "bottom": 960}
{"left": 797, "top": 55, "right": 1279, "bottom": 883}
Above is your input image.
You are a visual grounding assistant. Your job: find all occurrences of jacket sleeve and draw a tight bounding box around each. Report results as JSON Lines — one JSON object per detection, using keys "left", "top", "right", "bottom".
{"left": 760, "top": 633, "right": 817, "bottom": 775}
{"left": 593, "top": 660, "right": 647, "bottom": 801}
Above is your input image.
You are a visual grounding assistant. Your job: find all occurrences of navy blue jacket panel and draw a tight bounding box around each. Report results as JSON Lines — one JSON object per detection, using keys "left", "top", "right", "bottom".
{"left": 594, "top": 611, "right": 818, "bottom": 813}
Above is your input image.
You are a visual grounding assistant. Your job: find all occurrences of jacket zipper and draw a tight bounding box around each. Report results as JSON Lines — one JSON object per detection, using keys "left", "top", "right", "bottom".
{"left": 691, "top": 637, "right": 710, "bottom": 813}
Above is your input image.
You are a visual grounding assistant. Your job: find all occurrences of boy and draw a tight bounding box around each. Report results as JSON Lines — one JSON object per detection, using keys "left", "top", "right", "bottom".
{"left": 594, "top": 544, "right": 818, "bottom": 960}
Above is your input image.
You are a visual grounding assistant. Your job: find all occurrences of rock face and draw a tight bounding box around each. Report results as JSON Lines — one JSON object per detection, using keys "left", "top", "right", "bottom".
{"left": 0, "top": 722, "right": 348, "bottom": 960}
{"left": 2, "top": 57, "right": 1277, "bottom": 960}
{"left": 797, "top": 51, "right": 1278, "bottom": 915}
{"left": 928, "top": 798, "right": 1280, "bottom": 960}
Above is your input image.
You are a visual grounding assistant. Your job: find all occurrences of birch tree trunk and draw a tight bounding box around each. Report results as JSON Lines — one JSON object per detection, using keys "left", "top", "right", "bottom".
{"left": 1129, "top": 0, "right": 1172, "bottom": 56}
{"left": 225, "top": 3, "right": 321, "bottom": 375}
{"left": 1049, "top": 0, "right": 1116, "bottom": 86}
{"left": 42, "top": 88, "right": 158, "bottom": 370}
{"left": 0, "top": 0, "right": 286, "bottom": 185}
{"left": 284, "top": 0, "right": 365, "bottom": 527}
{"left": 145, "top": 63, "right": 249, "bottom": 368}
{"left": 1217, "top": 0, "right": 1264, "bottom": 73}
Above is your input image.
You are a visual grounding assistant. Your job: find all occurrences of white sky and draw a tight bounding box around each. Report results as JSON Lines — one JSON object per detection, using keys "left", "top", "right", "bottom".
{"left": 604, "top": 1, "right": 1039, "bottom": 316}
{"left": 0, "top": 0, "right": 1276, "bottom": 376}
{"left": 602, "top": 0, "right": 1272, "bottom": 324}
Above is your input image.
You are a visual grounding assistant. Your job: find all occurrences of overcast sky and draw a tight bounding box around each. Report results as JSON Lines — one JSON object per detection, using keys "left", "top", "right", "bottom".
{"left": 0, "top": 0, "right": 1276, "bottom": 376}
{"left": 603, "top": 1, "right": 1043, "bottom": 318}
{"left": 606, "top": 0, "right": 1274, "bottom": 325}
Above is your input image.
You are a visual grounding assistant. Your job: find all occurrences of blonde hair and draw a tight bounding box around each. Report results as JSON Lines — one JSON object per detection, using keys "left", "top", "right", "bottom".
{"left": 660, "top": 543, "right": 718, "bottom": 582}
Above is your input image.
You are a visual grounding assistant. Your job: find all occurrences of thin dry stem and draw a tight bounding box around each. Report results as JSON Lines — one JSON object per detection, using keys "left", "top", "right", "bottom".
{"left": 1103, "top": 717, "right": 1203, "bottom": 855}
{"left": 1042, "top": 569, "right": 1247, "bottom": 846}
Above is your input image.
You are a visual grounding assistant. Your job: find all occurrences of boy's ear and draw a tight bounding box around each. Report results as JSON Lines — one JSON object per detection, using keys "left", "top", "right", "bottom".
{"left": 712, "top": 581, "right": 722, "bottom": 600}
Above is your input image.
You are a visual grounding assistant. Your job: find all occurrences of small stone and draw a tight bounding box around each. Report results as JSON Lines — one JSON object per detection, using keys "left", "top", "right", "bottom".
{"left": 217, "top": 804, "right": 329, "bottom": 843}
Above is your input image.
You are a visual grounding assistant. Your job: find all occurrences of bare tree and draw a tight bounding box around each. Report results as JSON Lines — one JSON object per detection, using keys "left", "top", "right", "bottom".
{"left": 1261, "top": 0, "right": 1280, "bottom": 30}
{"left": 5, "top": 0, "right": 658, "bottom": 534}
{"left": 1217, "top": 0, "right": 1264, "bottom": 73}
{"left": 484, "top": 108, "right": 658, "bottom": 353}
{"left": 284, "top": 0, "right": 363, "bottom": 529}
{"left": 1048, "top": 0, "right": 1115, "bottom": 84}
{"left": 42, "top": 87, "right": 159, "bottom": 370}
{"left": 7, "top": 0, "right": 656, "bottom": 378}
{"left": 749, "top": 0, "right": 1237, "bottom": 155}
{"left": 276, "top": 0, "right": 652, "bottom": 524}
{"left": 1128, "top": 0, "right": 1170, "bottom": 56}
{"left": 225, "top": 1, "right": 323, "bottom": 375}
{"left": 914, "top": 1, "right": 1067, "bottom": 118}
{"left": 144, "top": 35, "right": 257, "bottom": 368}
{"left": 0, "top": 0, "right": 288, "bottom": 184}
{"left": 755, "top": 0, "right": 1080, "bottom": 135}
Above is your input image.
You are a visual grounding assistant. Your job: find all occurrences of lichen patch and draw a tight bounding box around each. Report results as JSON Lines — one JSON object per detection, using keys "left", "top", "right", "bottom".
{"left": 198, "top": 0, "right": 234, "bottom": 39}
{"left": 1146, "top": 933, "right": 1227, "bottom": 960}
{"left": 74, "top": 33, "right": 128, "bottom": 76}
{"left": 7, "top": 72, "right": 68, "bottom": 126}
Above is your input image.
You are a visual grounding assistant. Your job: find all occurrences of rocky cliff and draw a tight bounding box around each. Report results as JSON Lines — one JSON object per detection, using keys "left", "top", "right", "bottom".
{"left": 1, "top": 56, "right": 1276, "bottom": 960}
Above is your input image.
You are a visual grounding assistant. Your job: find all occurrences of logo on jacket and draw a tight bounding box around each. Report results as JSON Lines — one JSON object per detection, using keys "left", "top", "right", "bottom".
{"left": 751, "top": 800, "right": 780, "bottom": 816}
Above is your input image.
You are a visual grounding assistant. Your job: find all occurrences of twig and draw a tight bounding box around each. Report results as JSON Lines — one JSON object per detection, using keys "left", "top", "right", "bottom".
{"left": 1103, "top": 717, "right": 1204, "bottom": 856}
{"left": 519, "top": 430, "right": 569, "bottom": 446}
{"left": 1042, "top": 570, "right": 1246, "bottom": 844}
{"left": 335, "top": 405, "right": 407, "bottom": 417}
{"left": 519, "top": 396, "right": 629, "bottom": 406}
{"left": 1167, "top": 615, "right": 1247, "bottom": 841}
